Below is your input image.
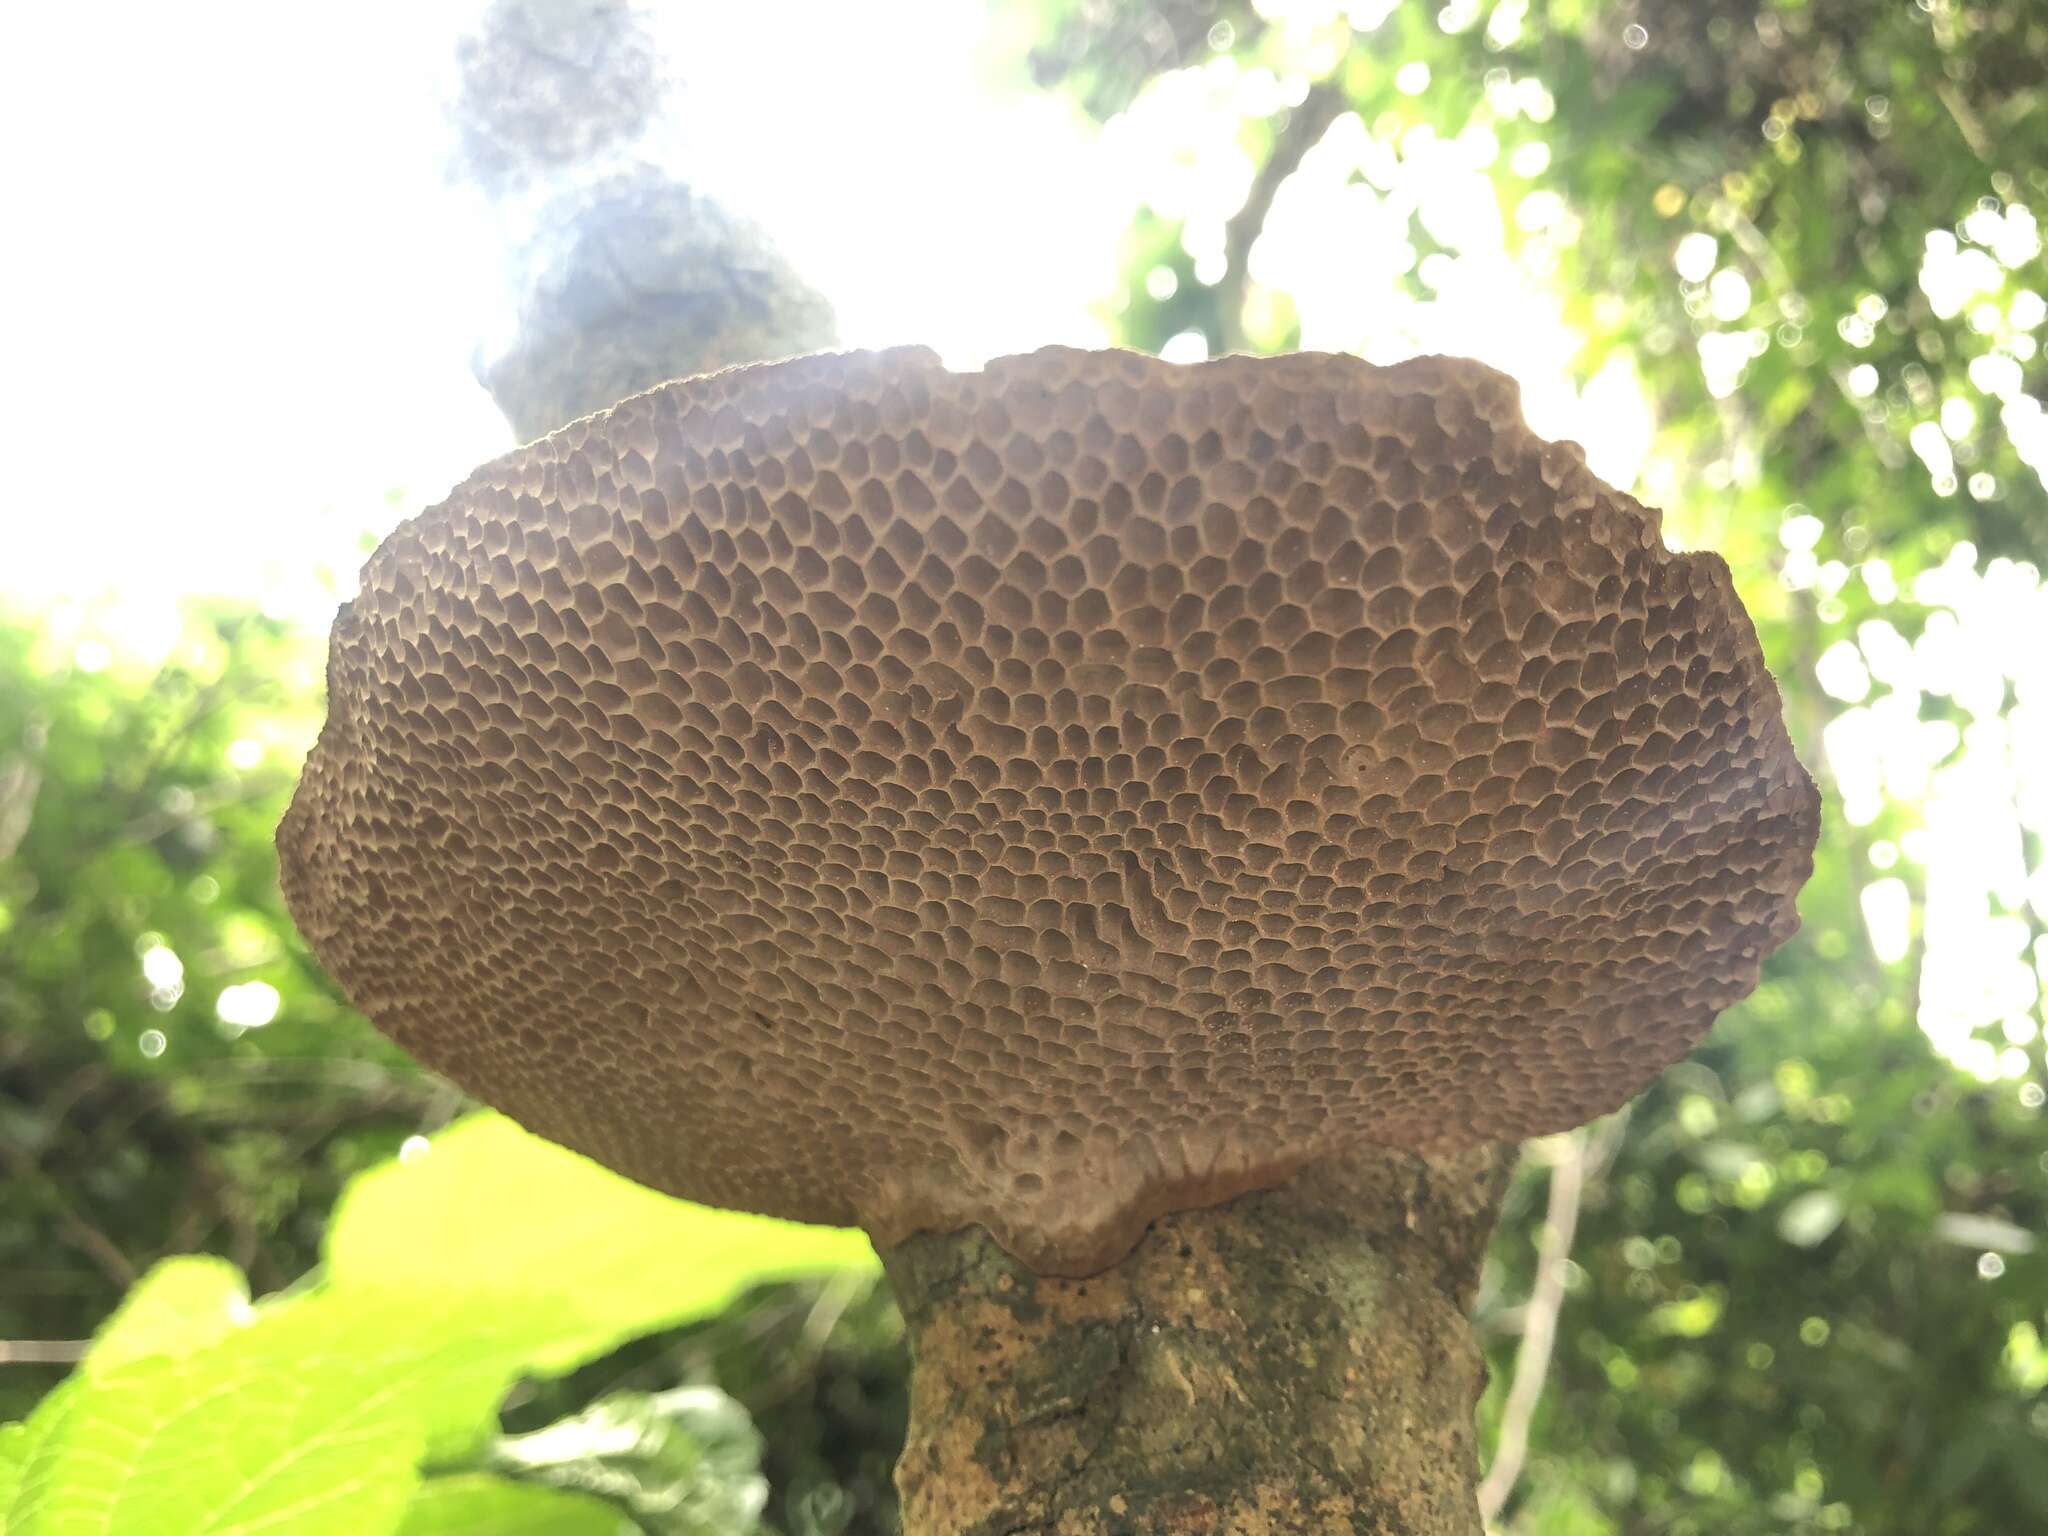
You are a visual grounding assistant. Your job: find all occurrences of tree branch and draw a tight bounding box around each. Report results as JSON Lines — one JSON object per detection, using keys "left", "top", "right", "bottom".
{"left": 1215, "top": 80, "right": 1348, "bottom": 355}
{"left": 0, "top": 1130, "right": 138, "bottom": 1289}
{"left": 0, "top": 1340, "right": 90, "bottom": 1366}
{"left": 0, "top": 753, "right": 41, "bottom": 860}
{"left": 1477, "top": 1113, "right": 1629, "bottom": 1523}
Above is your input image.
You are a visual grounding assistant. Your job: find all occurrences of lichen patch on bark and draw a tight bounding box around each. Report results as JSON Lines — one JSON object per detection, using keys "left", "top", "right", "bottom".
{"left": 882, "top": 1142, "right": 1512, "bottom": 1535}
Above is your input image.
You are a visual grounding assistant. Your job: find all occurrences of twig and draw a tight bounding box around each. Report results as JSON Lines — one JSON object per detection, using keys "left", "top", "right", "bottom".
{"left": 0, "top": 1132, "right": 138, "bottom": 1289}
{"left": 1477, "top": 1113, "right": 1629, "bottom": 1523}
{"left": 32, "top": 1064, "right": 110, "bottom": 1144}
{"left": 1216, "top": 80, "right": 1348, "bottom": 354}
{"left": 1935, "top": 81, "right": 1991, "bottom": 161}
{"left": 798, "top": 1267, "right": 867, "bottom": 1356}
{"left": 0, "top": 1340, "right": 91, "bottom": 1366}
{"left": 182, "top": 1058, "right": 437, "bottom": 1093}
{"left": 111, "top": 773, "right": 290, "bottom": 849}
{"left": 119, "top": 670, "right": 233, "bottom": 808}
{"left": 735, "top": 1269, "right": 883, "bottom": 1415}
{"left": 0, "top": 754, "right": 40, "bottom": 860}
{"left": 418, "top": 1077, "right": 469, "bottom": 1134}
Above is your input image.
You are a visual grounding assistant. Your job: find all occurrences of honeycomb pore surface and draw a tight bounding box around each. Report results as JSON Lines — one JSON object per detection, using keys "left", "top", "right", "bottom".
{"left": 278, "top": 345, "right": 1820, "bottom": 1275}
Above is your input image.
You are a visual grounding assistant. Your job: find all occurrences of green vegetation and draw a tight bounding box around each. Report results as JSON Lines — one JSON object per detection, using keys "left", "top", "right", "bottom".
{"left": 0, "top": 1111, "right": 872, "bottom": 1534}
{"left": 4, "top": 1, "right": 2046, "bottom": 1531}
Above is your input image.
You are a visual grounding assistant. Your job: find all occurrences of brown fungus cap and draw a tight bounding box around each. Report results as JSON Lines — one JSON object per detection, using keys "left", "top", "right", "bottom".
{"left": 278, "top": 346, "right": 1819, "bottom": 1276}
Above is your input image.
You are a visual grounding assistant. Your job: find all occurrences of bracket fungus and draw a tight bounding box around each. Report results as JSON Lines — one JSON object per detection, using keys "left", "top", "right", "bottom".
{"left": 280, "top": 346, "right": 1818, "bottom": 1532}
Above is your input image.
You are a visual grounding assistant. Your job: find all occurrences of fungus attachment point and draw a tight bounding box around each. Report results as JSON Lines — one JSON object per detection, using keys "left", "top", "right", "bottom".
{"left": 279, "top": 344, "right": 1817, "bottom": 1280}
{"left": 883, "top": 1140, "right": 1514, "bottom": 1533}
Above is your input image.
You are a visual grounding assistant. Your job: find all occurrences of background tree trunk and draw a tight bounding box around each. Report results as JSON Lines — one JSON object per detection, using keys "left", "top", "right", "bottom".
{"left": 882, "top": 1143, "right": 1512, "bottom": 1535}
{"left": 450, "top": 0, "right": 835, "bottom": 443}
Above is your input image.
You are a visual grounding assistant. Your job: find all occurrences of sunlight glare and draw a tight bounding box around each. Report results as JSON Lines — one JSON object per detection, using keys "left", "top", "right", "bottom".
{"left": 2, "top": 2, "right": 1119, "bottom": 644}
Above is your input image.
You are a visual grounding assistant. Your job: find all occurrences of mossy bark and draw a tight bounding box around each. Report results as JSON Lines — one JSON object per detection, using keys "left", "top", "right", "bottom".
{"left": 879, "top": 1144, "right": 1511, "bottom": 1535}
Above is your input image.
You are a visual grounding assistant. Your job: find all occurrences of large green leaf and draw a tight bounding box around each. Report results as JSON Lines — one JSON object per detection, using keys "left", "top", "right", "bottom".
{"left": 6, "top": 1324, "right": 416, "bottom": 1536}
{"left": 1, "top": 1294, "right": 563, "bottom": 1536}
{"left": 0, "top": 1114, "right": 878, "bottom": 1533}
{"left": 83, "top": 1255, "right": 253, "bottom": 1376}
{"left": 326, "top": 1113, "right": 878, "bottom": 1372}
{"left": 0, "top": 1424, "right": 31, "bottom": 1513}
{"left": 393, "top": 1475, "right": 629, "bottom": 1536}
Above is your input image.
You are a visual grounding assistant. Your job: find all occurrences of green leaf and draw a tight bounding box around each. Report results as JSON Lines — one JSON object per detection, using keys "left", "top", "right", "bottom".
{"left": 393, "top": 1475, "right": 629, "bottom": 1536}
{"left": 0, "top": 1422, "right": 33, "bottom": 1511}
{"left": 491, "top": 1388, "right": 766, "bottom": 1536}
{"left": 84, "top": 1255, "right": 253, "bottom": 1375}
{"left": 274, "top": 1294, "right": 568, "bottom": 1468}
{"left": 2, "top": 1113, "right": 874, "bottom": 1533}
{"left": 327, "top": 1114, "right": 877, "bottom": 1372}
{"left": 1, "top": 1293, "right": 559, "bottom": 1536}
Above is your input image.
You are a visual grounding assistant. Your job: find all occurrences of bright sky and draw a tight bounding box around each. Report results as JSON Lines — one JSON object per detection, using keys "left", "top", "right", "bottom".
{"left": 0, "top": 2, "right": 1126, "bottom": 646}
{"left": 0, "top": 0, "right": 1642, "bottom": 646}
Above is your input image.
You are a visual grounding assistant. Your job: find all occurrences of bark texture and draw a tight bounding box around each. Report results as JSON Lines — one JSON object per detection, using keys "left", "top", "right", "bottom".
{"left": 880, "top": 1142, "right": 1512, "bottom": 1536}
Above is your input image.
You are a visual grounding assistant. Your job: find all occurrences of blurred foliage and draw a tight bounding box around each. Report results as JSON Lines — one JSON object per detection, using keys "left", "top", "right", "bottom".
{"left": 488, "top": 1387, "right": 768, "bottom": 1534}
{"left": 0, "top": 608, "right": 429, "bottom": 1415}
{"left": 7, "top": 2, "right": 2048, "bottom": 1534}
{"left": 1025, "top": 0, "right": 2048, "bottom": 1530}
